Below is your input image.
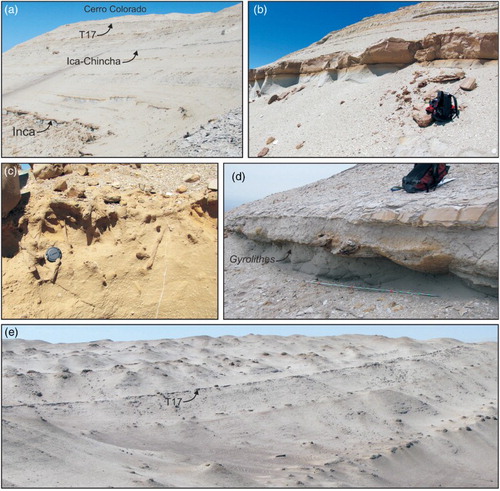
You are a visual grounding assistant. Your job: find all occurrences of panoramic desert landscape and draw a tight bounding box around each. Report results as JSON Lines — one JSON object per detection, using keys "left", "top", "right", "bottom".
{"left": 2, "top": 4, "right": 242, "bottom": 157}
{"left": 2, "top": 333, "right": 498, "bottom": 487}
{"left": 225, "top": 164, "right": 498, "bottom": 319}
{"left": 249, "top": 2, "right": 498, "bottom": 157}
{"left": 2, "top": 164, "right": 217, "bottom": 319}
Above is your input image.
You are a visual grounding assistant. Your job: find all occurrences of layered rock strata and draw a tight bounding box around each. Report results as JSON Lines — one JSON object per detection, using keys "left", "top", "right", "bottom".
{"left": 249, "top": 1, "right": 498, "bottom": 101}
{"left": 249, "top": 31, "right": 498, "bottom": 86}
{"left": 225, "top": 164, "right": 498, "bottom": 290}
{"left": 2, "top": 5, "right": 242, "bottom": 157}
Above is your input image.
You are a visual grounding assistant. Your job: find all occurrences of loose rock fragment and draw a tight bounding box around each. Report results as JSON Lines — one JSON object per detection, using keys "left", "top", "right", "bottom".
{"left": 53, "top": 180, "right": 68, "bottom": 192}
{"left": 460, "top": 77, "right": 477, "bottom": 91}
{"left": 183, "top": 173, "right": 201, "bottom": 183}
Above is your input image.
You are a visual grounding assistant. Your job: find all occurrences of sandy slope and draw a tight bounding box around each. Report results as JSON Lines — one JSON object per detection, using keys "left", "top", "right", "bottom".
{"left": 2, "top": 335, "right": 498, "bottom": 487}
{"left": 2, "top": 5, "right": 242, "bottom": 157}
{"left": 249, "top": 2, "right": 498, "bottom": 157}
{"left": 250, "top": 61, "right": 498, "bottom": 157}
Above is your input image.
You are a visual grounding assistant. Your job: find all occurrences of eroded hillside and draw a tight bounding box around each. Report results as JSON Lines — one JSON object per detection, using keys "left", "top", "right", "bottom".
{"left": 2, "top": 5, "right": 242, "bottom": 157}
{"left": 2, "top": 335, "right": 498, "bottom": 487}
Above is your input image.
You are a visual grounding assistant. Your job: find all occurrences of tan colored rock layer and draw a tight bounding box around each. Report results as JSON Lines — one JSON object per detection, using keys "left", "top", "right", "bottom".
{"left": 359, "top": 38, "right": 422, "bottom": 65}
{"left": 250, "top": 32, "right": 498, "bottom": 82}
{"left": 416, "top": 32, "right": 498, "bottom": 61}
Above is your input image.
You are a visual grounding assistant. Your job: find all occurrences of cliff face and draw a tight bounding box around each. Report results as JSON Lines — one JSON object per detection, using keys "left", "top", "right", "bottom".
{"left": 226, "top": 164, "right": 498, "bottom": 291}
{"left": 251, "top": 2, "right": 498, "bottom": 74}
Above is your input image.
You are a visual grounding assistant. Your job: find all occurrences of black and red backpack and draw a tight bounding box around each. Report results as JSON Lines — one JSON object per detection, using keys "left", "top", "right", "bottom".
{"left": 402, "top": 164, "right": 450, "bottom": 193}
{"left": 426, "top": 91, "right": 458, "bottom": 122}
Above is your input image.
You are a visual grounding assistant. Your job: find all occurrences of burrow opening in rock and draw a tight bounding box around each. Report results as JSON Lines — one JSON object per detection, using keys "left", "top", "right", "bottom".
{"left": 193, "top": 196, "right": 218, "bottom": 219}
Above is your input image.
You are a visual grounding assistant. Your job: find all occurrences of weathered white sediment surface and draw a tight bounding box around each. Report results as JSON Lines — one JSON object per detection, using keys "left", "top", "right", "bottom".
{"left": 2, "top": 335, "right": 498, "bottom": 486}
{"left": 2, "top": 6, "right": 242, "bottom": 157}
{"left": 226, "top": 164, "right": 498, "bottom": 290}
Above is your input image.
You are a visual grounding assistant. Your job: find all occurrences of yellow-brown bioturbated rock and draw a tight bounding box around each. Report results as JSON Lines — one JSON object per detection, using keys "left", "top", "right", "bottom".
{"left": 1, "top": 163, "right": 218, "bottom": 319}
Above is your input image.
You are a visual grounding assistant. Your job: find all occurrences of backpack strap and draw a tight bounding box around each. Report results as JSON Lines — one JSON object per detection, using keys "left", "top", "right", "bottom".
{"left": 451, "top": 94, "right": 459, "bottom": 119}
{"left": 431, "top": 91, "right": 445, "bottom": 121}
{"left": 430, "top": 164, "right": 439, "bottom": 191}
{"left": 442, "top": 93, "right": 452, "bottom": 117}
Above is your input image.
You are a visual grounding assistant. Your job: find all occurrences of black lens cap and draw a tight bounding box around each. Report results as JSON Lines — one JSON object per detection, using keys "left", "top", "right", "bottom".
{"left": 46, "top": 247, "right": 62, "bottom": 263}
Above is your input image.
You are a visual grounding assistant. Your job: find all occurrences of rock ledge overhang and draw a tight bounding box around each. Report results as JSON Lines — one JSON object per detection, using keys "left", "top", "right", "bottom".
{"left": 225, "top": 164, "right": 498, "bottom": 289}
{"left": 249, "top": 32, "right": 499, "bottom": 84}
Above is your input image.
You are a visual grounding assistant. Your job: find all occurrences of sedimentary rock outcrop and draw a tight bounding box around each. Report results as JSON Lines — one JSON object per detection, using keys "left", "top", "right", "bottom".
{"left": 2, "top": 164, "right": 218, "bottom": 318}
{"left": 1, "top": 164, "right": 21, "bottom": 217}
{"left": 249, "top": 31, "right": 498, "bottom": 84}
{"left": 415, "top": 32, "right": 498, "bottom": 61}
{"left": 358, "top": 38, "right": 422, "bottom": 65}
{"left": 249, "top": 1, "right": 498, "bottom": 89}
{"left": 2, "top": 5, "right": 242, "bottom": 157}
{"left": 226, "top": 164, "right": 498, "bottom": 290}
{"left": 249, "top": 2, "right": 498, "bottom": 157}
{"left": 32, "top": 164, "right": 68, "bottom": 180}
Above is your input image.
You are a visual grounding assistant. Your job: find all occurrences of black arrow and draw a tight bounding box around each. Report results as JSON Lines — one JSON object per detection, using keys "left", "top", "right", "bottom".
{"left": 96, "top": 24, "right": 113, "bottom": 36}
{"left": 276, "top": 249, "right": 292, "bottom": 262}
{"left": 183, "top": 389, "right": 199, "bottom": 404}
{"left": 122, "top": 51, "right": 138, "bottom": 63}
{"left": 36, "top": 121, "right": 53, "bottom": 134}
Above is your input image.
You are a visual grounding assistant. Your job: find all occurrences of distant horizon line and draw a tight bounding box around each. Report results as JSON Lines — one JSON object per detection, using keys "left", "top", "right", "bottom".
{"left": 4, "top": 333, "right": 497, "bottom": 344}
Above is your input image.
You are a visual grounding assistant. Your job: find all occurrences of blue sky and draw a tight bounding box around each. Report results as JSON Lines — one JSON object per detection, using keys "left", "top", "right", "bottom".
{"left": 249, "top": 1, "right": 418, "bottom": 67}
{"left": 2, "top": 325, "right": 498, "bottom": 343}
{"left": 224, "top": 163, "right": 354, "bottom": 211}
{"left": 2, "top": 1, "right": 238, "bottom": 52}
